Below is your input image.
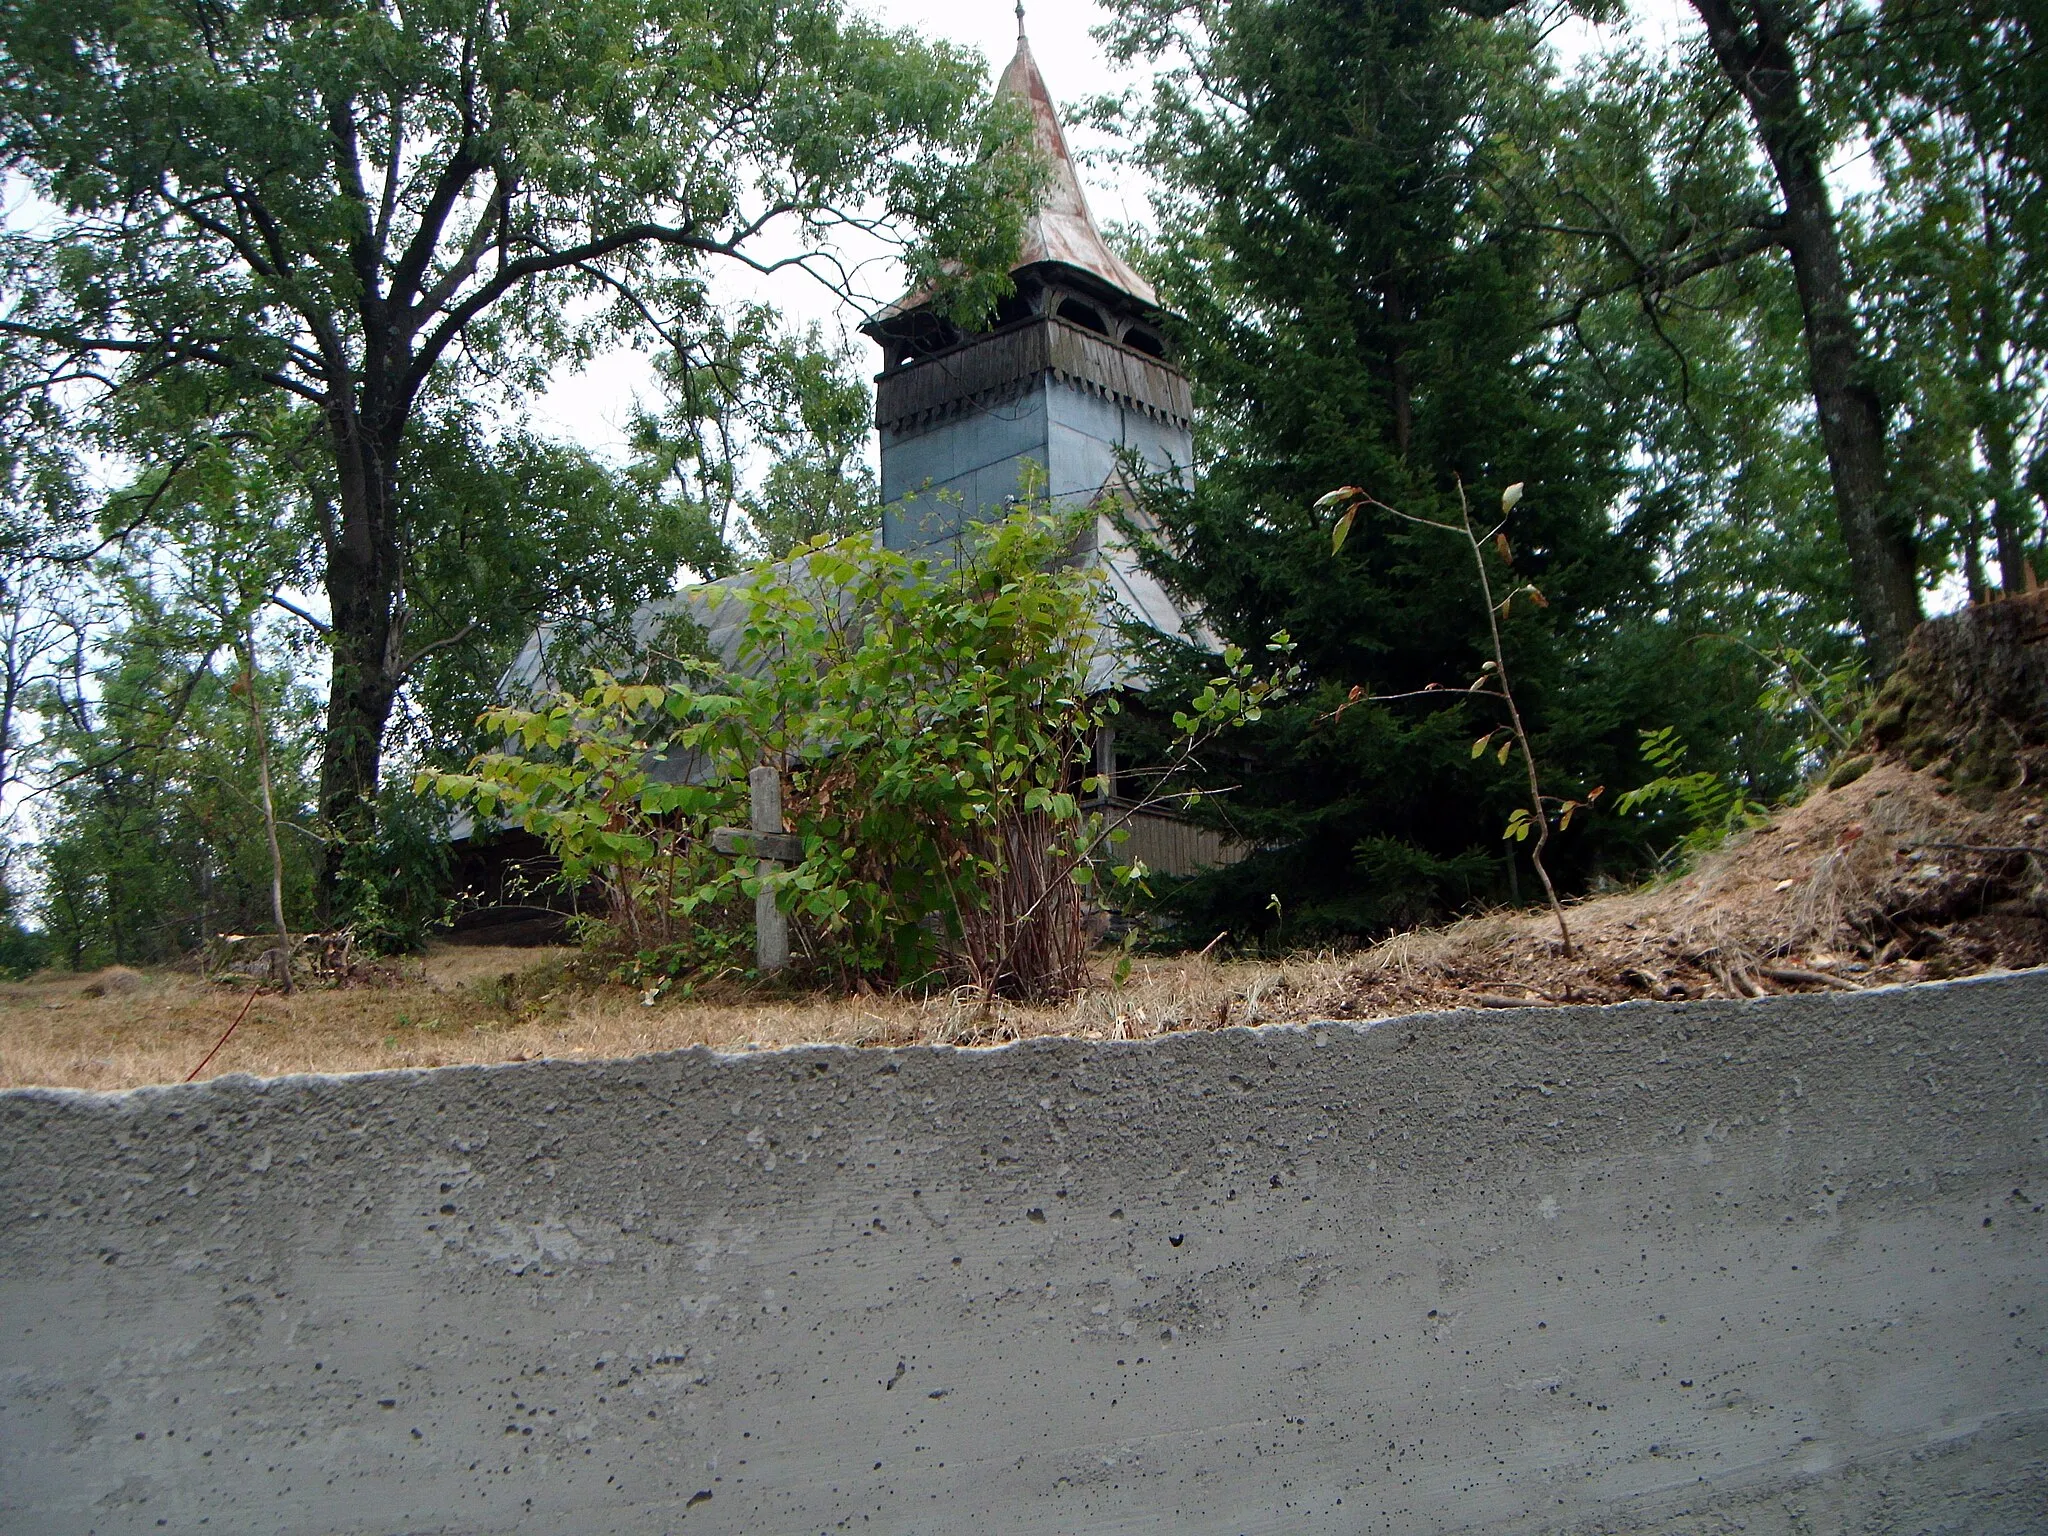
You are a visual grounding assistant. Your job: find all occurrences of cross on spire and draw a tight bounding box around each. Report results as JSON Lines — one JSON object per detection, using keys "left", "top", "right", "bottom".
{"left": 1016, "top": 0, "right": 1027, "bottom": 43}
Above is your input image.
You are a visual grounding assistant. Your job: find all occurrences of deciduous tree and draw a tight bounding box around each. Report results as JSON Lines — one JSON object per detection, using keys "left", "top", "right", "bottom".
{"left": 0, "top": 0, "right": 1033, "bottom": 910}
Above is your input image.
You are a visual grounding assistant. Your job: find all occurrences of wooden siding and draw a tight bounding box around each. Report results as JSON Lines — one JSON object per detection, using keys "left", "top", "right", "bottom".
{"left": 876, "top": 316, "right": 1193, "bottom": 438}
{"left": 1103, "top": 806, "right": 1246, "bottom": 878}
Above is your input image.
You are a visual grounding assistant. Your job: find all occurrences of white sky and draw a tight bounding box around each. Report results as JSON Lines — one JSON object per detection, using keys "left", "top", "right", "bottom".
{"left": 529, "top": 0, "right": 1703, "bottom": 461}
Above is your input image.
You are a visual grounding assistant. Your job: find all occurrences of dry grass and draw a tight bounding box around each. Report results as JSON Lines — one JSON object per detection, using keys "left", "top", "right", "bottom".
{"left": 0, "top": 941, "right": 1322, "bottom": 1092}
{"left": 7, "top": 760, "right": 2043, "bottom": 1094}
{"left": 1271, "top": 760, "right": 2048, "bottom": 1020}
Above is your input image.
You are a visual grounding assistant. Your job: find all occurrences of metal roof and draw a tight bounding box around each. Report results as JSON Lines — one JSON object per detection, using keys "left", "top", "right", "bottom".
{"left": 871, "top": 11, "right": 1156, "bottom": 324}
{"left": 995, "top": 13, "right": 1156, "bottom": 305}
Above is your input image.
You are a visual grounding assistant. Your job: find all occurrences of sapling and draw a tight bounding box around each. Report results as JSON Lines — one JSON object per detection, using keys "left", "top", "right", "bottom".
{"left": 1318, "top": 478, "right": 1597, "bottom": 955}
{"left": 231, "top": 629, "right": 294, "bottom": 995}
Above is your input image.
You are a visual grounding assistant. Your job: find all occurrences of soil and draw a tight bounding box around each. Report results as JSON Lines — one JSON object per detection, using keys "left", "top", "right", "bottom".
{"left": 1279, "top": 757, "right": 2048, "bottom": 1025}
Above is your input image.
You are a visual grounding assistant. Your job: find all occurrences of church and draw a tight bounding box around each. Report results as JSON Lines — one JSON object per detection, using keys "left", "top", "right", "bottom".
{"left": 457, "top": 17, "right": 1236, "bottom": 938}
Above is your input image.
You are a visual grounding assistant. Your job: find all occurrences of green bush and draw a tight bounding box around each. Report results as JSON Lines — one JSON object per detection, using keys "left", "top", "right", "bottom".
{"left": 333, "top": 784, "right": 456, "bottom": 955}
{"left": 427, "top": 510, "right": 1286, "bottom": 998}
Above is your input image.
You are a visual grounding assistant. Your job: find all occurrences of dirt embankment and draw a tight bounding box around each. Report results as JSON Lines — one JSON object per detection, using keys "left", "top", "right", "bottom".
{"left": 1267, "top": 591, "right": 2048, "bottom": 1023}
{"left": 1282, "top": 756, "right": 2046, "bottom": 1024}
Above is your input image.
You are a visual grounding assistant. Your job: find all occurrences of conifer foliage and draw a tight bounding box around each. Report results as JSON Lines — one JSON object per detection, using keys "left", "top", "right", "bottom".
{"left": 1101, "top": 0, "right": 1817, "bottom": 939}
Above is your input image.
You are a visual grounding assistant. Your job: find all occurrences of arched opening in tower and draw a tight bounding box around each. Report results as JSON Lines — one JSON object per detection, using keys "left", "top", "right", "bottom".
{"left": 1056, "top": 298, "right": 1110, "bottom": 336}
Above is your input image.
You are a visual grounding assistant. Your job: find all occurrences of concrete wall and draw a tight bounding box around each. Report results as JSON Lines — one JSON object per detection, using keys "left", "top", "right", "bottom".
{"left": 3, "top": 974, "right": 2045, "bottom": 1535}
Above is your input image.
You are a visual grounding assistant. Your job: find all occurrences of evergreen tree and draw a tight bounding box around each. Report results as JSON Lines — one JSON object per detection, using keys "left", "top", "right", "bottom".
{"left": 1102, "top": 0, "right": 1806, "bottom": 939}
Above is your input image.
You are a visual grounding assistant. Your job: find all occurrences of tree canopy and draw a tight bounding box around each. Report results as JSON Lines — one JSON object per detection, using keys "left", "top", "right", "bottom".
{"left": 1094, "top": 0, "right": 2045, "bottom": 941}
{"left": 0, "top": 0, "right": 1035, "bottom": 912}
{"left": 0, "top": 0, "right": 2040, "bottom": 963}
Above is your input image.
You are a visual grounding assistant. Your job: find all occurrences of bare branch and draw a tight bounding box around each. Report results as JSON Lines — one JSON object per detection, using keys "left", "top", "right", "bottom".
{"left": 1543, "top": 221, "right": 1785, "bottom": 329}
{"left": 0, "top": 320, "right": 328, "bottom": 405}
{"left": 396, "top": 620, "right": 478, "bottom": 679}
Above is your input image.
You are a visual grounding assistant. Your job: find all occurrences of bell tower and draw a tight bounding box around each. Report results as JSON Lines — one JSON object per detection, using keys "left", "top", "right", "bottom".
{"left": 862, "top": 7, "right": 1194, "bottom": 554}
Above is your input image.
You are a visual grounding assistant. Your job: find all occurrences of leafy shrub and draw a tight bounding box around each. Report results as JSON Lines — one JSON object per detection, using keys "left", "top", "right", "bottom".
{"left": 1615, "top": 725, "right": 1769, "bottom": 862}
{"left": 1755, "top": 645, "right": 1865, "bottom": 760}
{"left": 334, "top": 784, "right": 455, "bottom": 954}
{"left": 426, "top": 510, "right": 1288, "bottom": 999}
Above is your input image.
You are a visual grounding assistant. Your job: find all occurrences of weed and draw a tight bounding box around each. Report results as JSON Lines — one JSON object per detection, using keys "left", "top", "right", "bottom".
{"left": 1321, "top": 479, "right": 1596, "bottom": 954}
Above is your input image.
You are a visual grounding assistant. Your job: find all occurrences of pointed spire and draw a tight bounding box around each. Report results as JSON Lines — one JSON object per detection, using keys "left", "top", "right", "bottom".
{"left": 865, "top": 14, "right": 1158, "bottom": 325}
{"left": 995, "top": 20, "right": 1157, "bottom": 305}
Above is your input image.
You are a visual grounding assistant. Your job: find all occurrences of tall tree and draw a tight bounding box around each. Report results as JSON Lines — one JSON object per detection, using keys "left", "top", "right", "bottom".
{"left": 1686, "top": 0, "right": 1919, "bottom": 668}
{"left": 1527, "top": 34, "right": 1860, "bottom": 651}
{"left": 1857, "top": 0, "right": 2048, "bottom": 595}
{"left": 30, "top": 579, "right": 319, "bottom": 968}
{"left": 388, "top": 401, "right": 724, "bottom": 767}
{"left": 1522, "top": 0, "right": 2046, "bottom": 667}
{"left": 1503, "top": 0, "right": 1923, "bottom": 667}
{"left": 1096, "top": 0, "right": 1779, "bottom": 938}
{"left": 624, "top": 310, "right": 877, "bottom": 560}
{"left": 0, "top": 0, "right": 1033, "bottom": 909}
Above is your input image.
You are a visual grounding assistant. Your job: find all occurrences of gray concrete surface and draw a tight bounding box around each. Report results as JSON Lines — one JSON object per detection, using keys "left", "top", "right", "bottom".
{"left": 3, "top": 973, "right": 2045, "bottom": 1535}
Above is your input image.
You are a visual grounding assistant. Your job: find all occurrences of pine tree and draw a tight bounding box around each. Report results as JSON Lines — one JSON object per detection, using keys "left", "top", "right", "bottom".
{"left": 1104, "top": 0, "right": 1799, "bottom": 939}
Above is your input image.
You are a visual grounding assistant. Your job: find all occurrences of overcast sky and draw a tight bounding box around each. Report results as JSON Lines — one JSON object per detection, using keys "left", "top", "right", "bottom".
{"left": 527, "top": 0, "right": 1160, "bottom": 456}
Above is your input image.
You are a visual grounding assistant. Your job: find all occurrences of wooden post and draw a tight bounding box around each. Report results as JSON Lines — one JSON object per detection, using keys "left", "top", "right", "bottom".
{"left": 750, "top": 765, "right": 790, "bottom": 973}
{"left": 712, "top": 768, "right": 800, "bottom": 974}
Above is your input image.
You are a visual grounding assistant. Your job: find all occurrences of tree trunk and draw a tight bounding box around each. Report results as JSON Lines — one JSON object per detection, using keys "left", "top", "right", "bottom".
{"left": 317, "top": 402, "right": 406, "bottom": 922}
{"left": 1976, "top": 303, "right": 2031, "bottom": 593}
{"left": 1971, "top": 167, "right": 2035, "bottom": 595}
{"left": 1984, "top": 413, "right": 2031, "bottom": 595}
{"left": 1691, "top": 0, "right": 1922, "bottom": 672}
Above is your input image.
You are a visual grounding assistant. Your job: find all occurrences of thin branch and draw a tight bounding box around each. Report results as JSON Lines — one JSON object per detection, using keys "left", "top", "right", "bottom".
{"left": 267, "top": 593, "right": 332, "bottom": 634}
{"left": 396, "top": 620, "right": 478, "bottom": 679}
{"left": 388, "top": 144, "right": 486, "bottom": 310}
{"left": 413, "top": 169, "right": 511, "bottom": 316}
{"left": 1542, "top": 222, "right": 1785, "bottom": 329}
{"left": 0, "top": 318, "right": 327, "bottom": 402}
{"left": 375, "top": 96, "right": 405, "bottom": 251}
{"left": 404, "top": 206, "right": 809, "bottom": 395}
